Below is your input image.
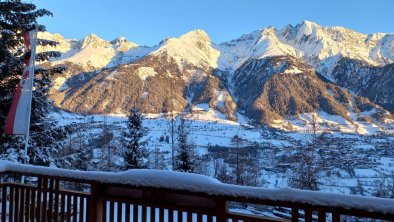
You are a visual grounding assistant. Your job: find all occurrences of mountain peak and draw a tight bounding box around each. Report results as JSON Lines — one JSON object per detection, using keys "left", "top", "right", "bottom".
{"left": 179, "top": 29, "right": 211, "bottom": 43}
{"left": 111, "top": 36, "right": 138, "bottom": 52}
{"left": 111, "top": 36, "right": 128, "bottom": 43}
{"left": 81, "top": 33, "right": 108, "bottom": 48}
{"left": 296, "top": 20, "right": 321, "bottom": 36}
{"left": 151, "top": 29, "right": 219, "bottom": 69}
{"left": 83, "top": 33, "right": 103, "bottom": 41}
{"left": 300, "top": 20, "right": 319, "bottom": 27}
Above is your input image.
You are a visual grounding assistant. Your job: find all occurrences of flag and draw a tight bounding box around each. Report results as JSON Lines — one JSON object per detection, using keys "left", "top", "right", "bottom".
{"left": 4, "top": 29, "right": 37, "bottom": 135}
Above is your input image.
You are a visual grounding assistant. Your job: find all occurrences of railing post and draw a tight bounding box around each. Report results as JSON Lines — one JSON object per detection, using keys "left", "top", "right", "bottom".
{"left": 292, "top": 207, "right": 299, "bottom": 222}
{"left": 332, "top": 212, "right": 340, "bottom": 222}
{"left": 88, "top": 182, "right": 104, "bottom": 222}
{"left": 215, "top": 198, "right": 228, "bottom": 222}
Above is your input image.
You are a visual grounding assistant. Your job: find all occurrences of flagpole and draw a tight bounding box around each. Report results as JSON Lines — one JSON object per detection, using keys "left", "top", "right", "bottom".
{"left": 24, "top": 25, "right": 38, "bottom": 160}
{"left": 22, "top": 25, "right": 38, "bottom": 183}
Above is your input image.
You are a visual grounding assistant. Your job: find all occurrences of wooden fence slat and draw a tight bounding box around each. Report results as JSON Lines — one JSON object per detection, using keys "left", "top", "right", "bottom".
{"left": 187, "top": 212, "right": 193, "bottom": 222}
{"left": 159, "top": 208, "right": 165, "bottom": 222}
{"left": 42, "top": 177, "right": 48, "bottom": 222}
{"left": 30, "top": 189, "right": 36, "bottom": 221}
{"left": 197, "top": 213, "right": 203, "bottom": 222}
{"left": 14, "top": 186, "right": 20, "bottom": 222}
{"left": 292, "top": 208, "right": 299, "bottom": 222}
{"left": 168, "top": 209, "right": 174, "bottom": 222}
{"left": 332, "top": 212, "right": 340, "bottom": 222}
{"left": 54, "top": 180, "right": 60, "bottom": 222}
{"left": 36, "top": 179, "right": 42, "bottom": 222}
{"left": 79, "top": 196, "right": 85, "bottom": 222}
{"left": 207, "top": 214, "right": 213, "bottom": 222}
{"left": 102, "top": 200, "right": 107, "bottom": 222}
{"left": 318, "top": 210, "right": 326, "bottom": 222}
{"left": 9, "top": 186, "right": 14, "bottom": 222}
{"left": 1, "top": 185, "right": 7, "bottom": 222}
{"left": 125, "top": 203, "right": 130, "bottom": 222}
{"left": 109, "top": 200, "right": 115, "bottom": 222}
{"left": 19, "top": 187, "right": 25, "bottom": 221}
{"left": 304, "top": 209, "right": 312, "bottom": 222}
{"left": 168, "top": 209, "right": 173, "bottom": 222}
{"left": 133, "top": 205, "right": 138, "bottom": 222}
{"left": 151, "top": 207, "right": 156, "bottom": 222}
{"left": 24, "top": 188, "right": 30, "bottom": 222}
{"left": 61, "top": 193, "right": 66, "bottom": 222}
{"left": 48, "top": 178, "right": 54, "bottom": 221}
{"left": 66, "top": 194, "right": 72, "bottom": 222}
{"left": 142, "top": 205, "right": 146, "bottom": 222}
{"left": 180, "top": 211, "right": 184, "bottom": 222}
{"left": 73, "top": 195, "right": 78, "bottom": 222}
{"left": 117, "top": 202, "right": 123, "bottom": 222}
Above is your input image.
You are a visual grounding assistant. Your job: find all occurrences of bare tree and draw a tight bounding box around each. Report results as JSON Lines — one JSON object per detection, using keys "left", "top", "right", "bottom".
{"left": 98, "top": 116, "right": 117, "bottom": 171}
{"left": 150, "top": 144, "right": 167, "bottom": 170}
{"left": 214, "top": 160, "right": 233, "bottom": 184}
{"left": 288, "top": 114, "right": 321, "bottom": 190}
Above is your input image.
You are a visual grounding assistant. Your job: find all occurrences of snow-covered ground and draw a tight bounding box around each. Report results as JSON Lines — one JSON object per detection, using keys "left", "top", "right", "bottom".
{"left": 50, "top": 109, "right": 394, "bottom": 198}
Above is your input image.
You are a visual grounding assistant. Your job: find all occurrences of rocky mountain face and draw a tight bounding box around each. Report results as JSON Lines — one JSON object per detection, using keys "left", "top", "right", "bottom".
{"left": 328, "top": 57, "right": 394, "bottom": 112}
{"left": 39, "top": 21, "right": 394, "bottom": 127}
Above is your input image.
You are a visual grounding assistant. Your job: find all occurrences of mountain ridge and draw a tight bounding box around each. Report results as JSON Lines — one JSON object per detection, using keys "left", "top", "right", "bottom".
{"left": 38, "top": 20, "right": 394, "bottom": 132}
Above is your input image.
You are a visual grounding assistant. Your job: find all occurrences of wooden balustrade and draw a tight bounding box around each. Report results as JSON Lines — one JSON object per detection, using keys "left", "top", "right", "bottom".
{"left": 0, "top": 170, "right": 393, "bottom": 222}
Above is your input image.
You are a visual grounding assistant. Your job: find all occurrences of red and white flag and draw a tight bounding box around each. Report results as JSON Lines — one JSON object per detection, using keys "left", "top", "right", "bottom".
{"left": 4, "top": 29, "right": 38, "bottom": 135}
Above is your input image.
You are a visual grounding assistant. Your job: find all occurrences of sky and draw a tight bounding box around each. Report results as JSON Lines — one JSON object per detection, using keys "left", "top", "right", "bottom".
{"left": 33, "top": 0, "right": 394, "bottom": 46}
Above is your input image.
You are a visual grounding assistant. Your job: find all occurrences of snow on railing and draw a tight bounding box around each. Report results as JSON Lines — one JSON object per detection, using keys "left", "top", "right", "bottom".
{"left": 0, "top": 160, "right": 393, "bottom": 221}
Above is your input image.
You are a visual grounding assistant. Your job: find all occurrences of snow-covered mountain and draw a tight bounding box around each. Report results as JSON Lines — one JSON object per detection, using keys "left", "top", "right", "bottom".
{"left": 38, "top": 32, "right": 153, "bottom": 69}
{"left": 217, "top": 21, "right": 394, "bottom": 71}
{"left": 39, "top": 21, "right": 394, "bottom": 131}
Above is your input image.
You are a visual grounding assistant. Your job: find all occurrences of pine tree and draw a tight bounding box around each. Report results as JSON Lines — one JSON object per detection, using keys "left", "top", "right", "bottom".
{"left": 0, "top": 0, "right": 66, "bottom": 165}
{"left": 122, "top": 107, "right": 148, "bottom": 170}
{"left": 174, "top": 114, "right": 197, "bottom": 172}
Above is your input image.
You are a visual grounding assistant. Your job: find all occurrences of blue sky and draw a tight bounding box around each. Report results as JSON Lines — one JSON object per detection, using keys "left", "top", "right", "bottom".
{"left": 33, "top": 0, "right": 394, "bottom": 46}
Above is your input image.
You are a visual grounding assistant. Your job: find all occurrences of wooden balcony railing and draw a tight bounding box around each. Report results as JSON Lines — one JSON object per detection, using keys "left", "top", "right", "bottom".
{"left": 0, "top": 161, "right": 393, "bottom": 222}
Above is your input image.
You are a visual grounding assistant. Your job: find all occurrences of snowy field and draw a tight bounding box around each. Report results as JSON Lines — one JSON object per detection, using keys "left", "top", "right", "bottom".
{"left": 50, "top": 108, "right": 394, "bottom": 198}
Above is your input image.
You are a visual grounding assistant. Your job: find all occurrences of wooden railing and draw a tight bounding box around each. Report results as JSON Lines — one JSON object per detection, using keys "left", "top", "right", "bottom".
{"left": 0, "top": 164, "right": 393, "bottom": 221}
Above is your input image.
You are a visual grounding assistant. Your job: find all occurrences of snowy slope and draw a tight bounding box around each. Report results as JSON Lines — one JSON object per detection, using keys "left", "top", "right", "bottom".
{"left": 151, "top": 30, "right": 220, "bottom": 69}
{"left": 39, "top": 32, "right": 154, "bottom": 69}
{"left": 217, "top": 21, "right": 394, "bottom": 72}
{"left": 37, "top": 32, "right": 75, "bottom": 54}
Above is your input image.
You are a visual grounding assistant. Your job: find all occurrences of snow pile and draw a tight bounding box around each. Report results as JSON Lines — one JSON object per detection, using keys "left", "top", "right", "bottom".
{"left": 0, "top": 160, "right": 393, "bottom": 215}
